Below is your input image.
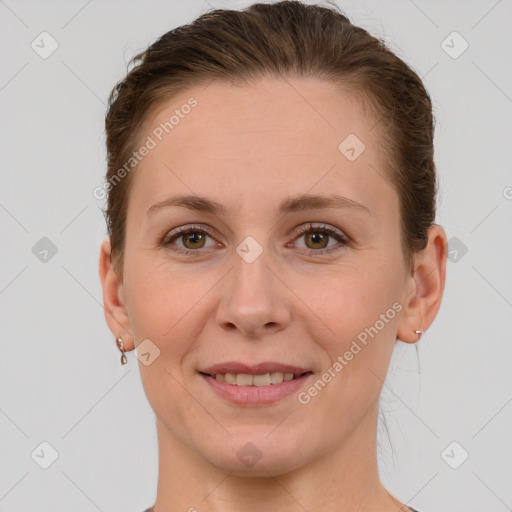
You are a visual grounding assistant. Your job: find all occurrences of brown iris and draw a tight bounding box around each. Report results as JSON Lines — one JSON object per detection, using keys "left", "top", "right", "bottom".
{"left": 182, "top": 231, "right": 207, "bottom": 249}
{"left": 304, "top": 231, "right": 329, "bottom": 250}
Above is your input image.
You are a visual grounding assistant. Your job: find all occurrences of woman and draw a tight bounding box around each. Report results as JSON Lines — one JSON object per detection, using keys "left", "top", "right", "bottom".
{"left": 99, "top": 1, "right": 447, "bottom": 510}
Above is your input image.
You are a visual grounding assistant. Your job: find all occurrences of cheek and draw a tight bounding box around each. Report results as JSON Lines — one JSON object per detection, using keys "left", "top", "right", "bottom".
{"left": 298, "top": 269, "right": 400, "bottom": 432}
{"left": 301, "top": 261, "right": 401, "bottom": 408}
{"left": 123, "top": 257, "right": 220, "bottom": 354}
{"left": 308, "top": 262, "right": 399, "bottom": 339}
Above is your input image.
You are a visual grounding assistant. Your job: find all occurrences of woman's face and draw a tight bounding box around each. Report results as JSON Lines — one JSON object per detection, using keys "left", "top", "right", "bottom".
{"left": 114, "top": 77, "right": 418, "bottom": 474}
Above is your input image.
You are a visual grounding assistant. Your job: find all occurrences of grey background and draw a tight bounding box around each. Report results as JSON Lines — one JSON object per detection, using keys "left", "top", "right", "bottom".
{"left": 1, "top": 1, "right": 511, "bottom": 511}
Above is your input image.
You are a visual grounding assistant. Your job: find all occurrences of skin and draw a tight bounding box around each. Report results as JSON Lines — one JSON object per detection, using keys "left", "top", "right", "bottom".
{"left": 99, "top": 77, "right": 447, "bottom": 512}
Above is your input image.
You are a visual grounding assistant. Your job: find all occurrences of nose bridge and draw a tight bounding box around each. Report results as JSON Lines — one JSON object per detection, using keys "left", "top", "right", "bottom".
{"left": 216, "top": 235, "right": 289, "bottom": 336}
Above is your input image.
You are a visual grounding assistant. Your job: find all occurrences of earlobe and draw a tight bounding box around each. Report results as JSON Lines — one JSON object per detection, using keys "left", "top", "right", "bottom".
{"left": 396, "top": 224, "right": 448, "bottom": 344}
{"left": 98, "top": 239, "right": 134, "bottom": 350}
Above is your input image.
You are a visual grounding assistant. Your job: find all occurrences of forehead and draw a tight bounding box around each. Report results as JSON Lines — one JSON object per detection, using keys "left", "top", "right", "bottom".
{"left": 141, "top": 77, "right": 371, "bottom": 158}
{"left": 130, "top": 76, "right": 395, "bottom": 215}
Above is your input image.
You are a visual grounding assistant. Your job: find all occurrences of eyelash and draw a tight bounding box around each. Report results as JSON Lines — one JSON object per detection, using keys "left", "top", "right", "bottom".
{"left": 162, "top": 223, "right": 350, "bottom": 257}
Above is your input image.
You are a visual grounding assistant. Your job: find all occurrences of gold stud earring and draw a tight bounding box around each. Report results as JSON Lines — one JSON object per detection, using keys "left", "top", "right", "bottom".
{"left": 116, "top": 337, "right": 128, "bottom": 365}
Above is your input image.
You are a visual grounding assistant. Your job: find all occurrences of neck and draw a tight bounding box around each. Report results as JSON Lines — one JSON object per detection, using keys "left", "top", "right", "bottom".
{"left": 152, "top": 405, "right": 405, "bottom": 512}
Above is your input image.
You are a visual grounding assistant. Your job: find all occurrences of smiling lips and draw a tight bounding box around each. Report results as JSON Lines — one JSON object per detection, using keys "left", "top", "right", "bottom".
{"left": 214, "top": 372, "right": 297, "bottom": 386}
{"left": 200, "top": 361, "right": 311, "bottom": 385}
{"left": 199, "top": 361, "right": 313, "bottom": 405}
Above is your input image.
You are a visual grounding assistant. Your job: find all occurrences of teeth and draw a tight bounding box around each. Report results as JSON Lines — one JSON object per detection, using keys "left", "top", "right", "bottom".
{"left": 224, "top": 373, "right": 237, "bottom": 385}
{"left": 214, "top": 372, "right": 299, "bottom": 386}
{"left": 270, "top": 372, "right": 283, "bottom": 384}
{"left": 253, "top": 374, "right": 271, "bottom": 386}
{"left": 236, "top": 373, "right": 253, "bottom": 386}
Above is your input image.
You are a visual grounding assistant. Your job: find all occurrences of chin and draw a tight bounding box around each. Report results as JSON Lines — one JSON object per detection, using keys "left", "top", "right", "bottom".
{"left": 200, "top": 430, "right": 309, "bottom": 477}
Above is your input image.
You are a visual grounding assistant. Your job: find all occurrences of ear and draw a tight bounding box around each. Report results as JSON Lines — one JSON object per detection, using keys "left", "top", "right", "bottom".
{"left": 396, "top": 224, "right": 448, "bottom": 343}
{"left": 98, "top": 239, "right": 134, "bottom": 350}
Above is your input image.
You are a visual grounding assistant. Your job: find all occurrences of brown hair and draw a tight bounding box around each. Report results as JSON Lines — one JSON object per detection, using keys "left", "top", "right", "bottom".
{"left": 104, "top": 0, "right": 436, "bottom": 274}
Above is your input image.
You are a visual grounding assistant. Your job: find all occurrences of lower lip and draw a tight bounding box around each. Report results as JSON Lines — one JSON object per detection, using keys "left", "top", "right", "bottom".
{"left": 201, "top": 373, "right": 312, "bottom": 405}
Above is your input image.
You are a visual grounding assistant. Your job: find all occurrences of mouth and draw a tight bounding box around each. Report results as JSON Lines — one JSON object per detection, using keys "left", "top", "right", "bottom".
{"left": 198, "top": 362, "right": 314, "bottom": 405}
{"left": 199, "top": 371, "right": 312, "bottom": 386}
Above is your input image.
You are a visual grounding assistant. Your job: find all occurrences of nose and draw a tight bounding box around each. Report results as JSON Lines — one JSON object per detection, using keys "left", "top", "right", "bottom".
{"left": 215, "top": 244, "right": 291, "bottom": 338}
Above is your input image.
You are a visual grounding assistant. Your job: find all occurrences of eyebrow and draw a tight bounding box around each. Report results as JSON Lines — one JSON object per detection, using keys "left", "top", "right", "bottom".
{"left": 146, "top": 193, "right": 371, "bottom": 217}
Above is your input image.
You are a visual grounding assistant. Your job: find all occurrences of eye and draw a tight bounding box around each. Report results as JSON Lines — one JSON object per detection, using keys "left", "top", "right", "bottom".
{"left": 162, "top": 225, "right": 219, "bottom": 255}
{"left": 292, "top": 223, "right": 349, "bottom": 255}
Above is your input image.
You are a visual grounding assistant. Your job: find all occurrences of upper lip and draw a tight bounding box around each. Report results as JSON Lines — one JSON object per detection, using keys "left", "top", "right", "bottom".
{"left": 200, "top": 361, "right": 311, "bottom": 376}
